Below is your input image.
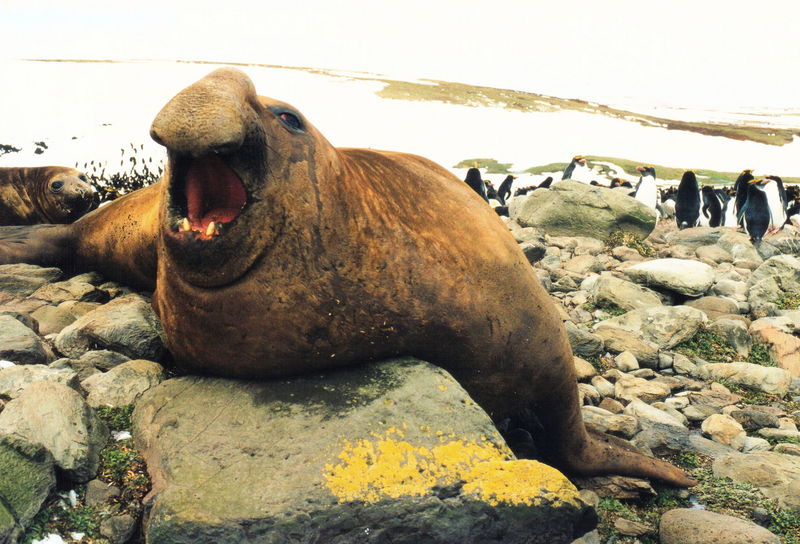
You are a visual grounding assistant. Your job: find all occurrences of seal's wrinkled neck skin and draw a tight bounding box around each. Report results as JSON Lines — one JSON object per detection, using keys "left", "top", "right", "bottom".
{"left": 150, "top": 67, "right": 339, "bottom": 288}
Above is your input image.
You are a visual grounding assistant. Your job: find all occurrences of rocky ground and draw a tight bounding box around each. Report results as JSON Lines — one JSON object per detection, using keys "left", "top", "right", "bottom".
{"left": 1, "top": 185, "right": 800, "bottom": 542}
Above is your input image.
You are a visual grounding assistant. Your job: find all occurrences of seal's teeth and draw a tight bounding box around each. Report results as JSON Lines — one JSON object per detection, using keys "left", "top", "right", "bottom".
{"left": 180, "top": 218, "right": 190, "bottom": 232}
{"left": 206, "top": 221, "right": 216, "bottom": 237}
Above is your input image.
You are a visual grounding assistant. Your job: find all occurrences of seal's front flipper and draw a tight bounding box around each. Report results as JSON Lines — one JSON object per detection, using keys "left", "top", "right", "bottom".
{"left": 0, "top": 224, "right": 76, "bottom": 269}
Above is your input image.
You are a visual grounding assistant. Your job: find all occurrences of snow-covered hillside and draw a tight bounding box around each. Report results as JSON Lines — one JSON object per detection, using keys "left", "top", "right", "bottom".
{"left": 1, "top": 59, "right": 799, "bottom": 190}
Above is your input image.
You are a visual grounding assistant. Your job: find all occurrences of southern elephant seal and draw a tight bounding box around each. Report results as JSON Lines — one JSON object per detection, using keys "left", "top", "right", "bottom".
{"left": 0, "top": 166, "right": 95, "bottom": 225}
{"left": 0, "top": 68, "right": 694, "bottom": 486}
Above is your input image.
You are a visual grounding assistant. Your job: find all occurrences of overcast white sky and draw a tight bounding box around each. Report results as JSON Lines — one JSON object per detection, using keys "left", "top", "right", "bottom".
{"left": 1, "top": 0, "right": 799, "bottom": 108}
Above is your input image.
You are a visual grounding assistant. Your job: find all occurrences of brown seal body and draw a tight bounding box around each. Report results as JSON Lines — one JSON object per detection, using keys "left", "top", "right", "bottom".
{"left": 0, "top": 68, "right": 694, "bottom": 486}
{"left": 0, "top": 166, "right": 95, "bottom": 225}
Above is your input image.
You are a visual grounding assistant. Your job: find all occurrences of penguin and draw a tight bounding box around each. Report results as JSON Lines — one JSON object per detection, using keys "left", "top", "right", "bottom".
{"left": 700, "top": 186, "right": 723, "bottom": 227}
{"left": 763, "top": 175, "right": 787, "bottom": 233}
{"left": 633, "top": 165, "right": 658, "bottom": 210}
{"left": 497, "top": 174, "right": 516, "bottom": 204}
{"left": 561, "top": 155, "right": 592, "bottom": 183}
{"left": 733, "top": 169, "right": 754, "bottom": 227}
{"left": 740, "top": 178, "right": 772, "bottom": 243}
{"left": 675, "top": 171, "right": 702, "bottom": 229}
{"left": 464, "top": 168, "right": 489, "bottom": 202}
{"left": 538, "top": 176, "right": 554, "bottom": 189}
{"left": 485, "top": 180, "right": 499, "bottom": 201}
{"left": 717, "top": 188, "right": 737, "bottom": 226}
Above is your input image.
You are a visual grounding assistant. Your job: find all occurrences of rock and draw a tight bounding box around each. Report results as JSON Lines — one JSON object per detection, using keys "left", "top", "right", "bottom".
{"left": 55, "top": 295, "right": 164, "bottom": 360}
{"left": 671, "top": 353, "right": 697, "bottom": 375}
{"left": 611, "top": 246, "right": 644, "bottom": 262}
{"left": 741, "top": 436, "right": 771, "bottom": 453}
{"left": 133, "top": 358, "right": 596, "bottom": 543}
{"left": 511, "top": 227, "right": 545, "bottom": 245}
{"left": 614, "top": 517, "right": 651, "bottom": 537}
{"left": 29, "top": 278, "right": 110, "bottom": 305}
{"left": 100, "top": 513, "right": 137, "bottom": 544}
{"left": 613, "top": 351, "right": 639, "bottom": 372}
{"left": 573, "top": 357, "right": 597, "bottom": 381}
{"left": 0, "top": 436, "right": 55, "bottom": 543}
{"left": 659, "top": 508, "right": 780, "bottom": 544}
{"left": 729, "top": 407, "right": 781, "bottom": 431}
{"left": 614, "top": 375, "right": 671, "bottom": 403}
{"left": 711, "top": 279, "right": 749, "bottom": 302}
{"left": 591, "top": 275, "right": 662, "bottom": 311}
{"left": 0, "top": 315, "right": 50, "bottom": 365}
{"left": 0, "top": 264, "right": 63, "bottom": 300}
{"left": 594, "top": 327, "right": 660, "bottom": 368}
{"left": 82, "top": 360, "right": 166, "bottom": 408}
{"left": 692, "top": 362, "right": 793, "bottom": 395}
{"left": 598, "top": 397, "right": 624, "bottom": 413}
{"left": 590, "top": 376, "right": 615, "bottom": 398}
{"left": 695, "top": 244, "right": 733, "bottom": 263}
{"left": 578, "top": 383, "right": 601, "bottom": 405}
{"left": 0, "top": 364, "right": 79, "bottom": 400}
{"left": 30, "top": 300, "right": 101, "bottom": 336}
{"left": 664, "top": 227, "right": 724, "bottom": 249}
{"left": 85, "top": 479, "right": 121, "bottom": 506}
{"left": 709, "top": 318, "right": 751, "bottom": 357}
{"left": 623, "top": 258, "right": 714, "bottom": 297}
{"left": 748, "top": 323, "right": 800, "bottom": 377}
{"left": 565, "top": 321, "right": 604, "bottom": 359}
{"left": 685, "top": 296, "right": 740, "bottom": 320}
{"left": 775, "top": 443, "right": 800, "bottom": 456}
{"left": 625, "top": 399, "right": 691, "bottom": 454}
{"left": 713, "top": 452, "right": 800, "bottom": 512}
{"left": 748, "top": 255, "right": 800, "bottom": 316}
{"left": 701, "top": 414, "right": 746, "bottom": 450}
{"left": 50, "top": 356, "right": 99, "bottom": 382}
{"left": 519, "top": 242, "right": 547, "bottom": 264}
{"left": 570, "top": 475, "right": 655, "bottom": 500}
{"left": 563, "top": 255, "right": 602, "bottom": 276}
{"left": 509, "top": 180, "right": 657, "bottom": 239}
{"left": 581, "top": 406, "right": 638, "bottom": 438}
{"left": 595, "top": 306, "right": 706, "bottom": 349}
{"left": 78, "top": 350, "right": 131, "bottom": 372}
{"left": 0, "top": 381, "right": 108, "bottom": 482}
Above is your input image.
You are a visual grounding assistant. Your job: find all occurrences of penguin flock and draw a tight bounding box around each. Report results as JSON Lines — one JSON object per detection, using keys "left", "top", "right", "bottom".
{"left": 462, "top": 158, "right": 798, "bottom": 244}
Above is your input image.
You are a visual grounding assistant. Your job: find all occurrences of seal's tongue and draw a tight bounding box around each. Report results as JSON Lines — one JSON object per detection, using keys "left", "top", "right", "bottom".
{"left": 184, "top": 155, "right": 246, "bottom": 234}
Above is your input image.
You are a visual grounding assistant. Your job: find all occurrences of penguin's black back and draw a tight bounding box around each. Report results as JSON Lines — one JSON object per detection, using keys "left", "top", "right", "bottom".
{"left": 701, "top": 186, "right": 722, "bottom": 228}
{"left": 464, "top": 168, "right": 489, "bottom": 202}
{"left": 675, "top": 171, "right": 701, "bottom": 229}
{"left": 744, "top": 184, "right": 770, "bottom": 242}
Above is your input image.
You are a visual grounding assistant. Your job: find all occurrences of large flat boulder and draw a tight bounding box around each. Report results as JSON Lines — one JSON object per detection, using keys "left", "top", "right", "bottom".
{"left": 509, "top": 181, "right": 656, "bottom": 239}
{"left": 133, "top": 358, "right": 596, "bottom": 543}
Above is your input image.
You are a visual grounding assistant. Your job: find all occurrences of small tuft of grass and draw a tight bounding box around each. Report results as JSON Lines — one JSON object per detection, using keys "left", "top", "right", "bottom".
{"left": 675, "top": 327, "right": 738, "bottom": 364}
{"left": 605, "top": 231, "right": 657, "bottom": 258}
{"left": 748, "top": 343, "right": 776, "bottom": 367}
{"left": 452, "top": 158, "right": 513, "bottom": 174}
{"left": 95, "top": 405, "right": 134, "bottom": 431}
{"left": 584, "top": 300, "right": 627, "bottom": 317}
{"left": 774, "top": 292, "right": 800, "bottom": 310}
{"left": 670, "top": 451, "right": 705, "bottom": 470}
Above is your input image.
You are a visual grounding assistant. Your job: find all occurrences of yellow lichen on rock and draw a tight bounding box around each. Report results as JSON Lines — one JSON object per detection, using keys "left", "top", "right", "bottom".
{"left": 324, "top": 428, "right": 581, "bottom": 508}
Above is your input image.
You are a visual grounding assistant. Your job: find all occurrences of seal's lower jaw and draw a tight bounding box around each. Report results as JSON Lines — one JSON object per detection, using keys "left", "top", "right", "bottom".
{"left": 162, "top": 152, "right": 258, "bottom": 287}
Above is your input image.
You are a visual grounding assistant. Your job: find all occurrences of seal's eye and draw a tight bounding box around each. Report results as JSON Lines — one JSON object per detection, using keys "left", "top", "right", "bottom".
{"left": 268, "top": 106, "right": 305, "bottom": 132}
{"left": 279, "top": 112, "right": 303, "bottom": 131}
{"left": 51, "top": 180, "right": 64, "bottom": 193}
{"left": 78, "top": 174, "right": 88, "bottom": 182}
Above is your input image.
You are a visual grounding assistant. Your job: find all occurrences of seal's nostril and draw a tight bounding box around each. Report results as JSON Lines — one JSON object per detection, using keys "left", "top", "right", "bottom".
{"left": 150, "top": 129, "right": 164, "bottom": 147}
{"left": 211, "top": 142, "right": 240, "bottom": 155}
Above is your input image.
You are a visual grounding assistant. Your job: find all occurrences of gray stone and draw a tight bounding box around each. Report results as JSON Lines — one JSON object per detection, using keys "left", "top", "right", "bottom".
{"left": 0, "top": 381, "right": 108, "bottom": 482}
{"left": 0, "top": 435, "right": 55, "bottom": 543}
{"left": 0, "top": 264, "right": 63, "bottom": 300}
{"left": 713, "top": 452, "right": 800, "bottom": 512}
{"left": 55, "top": 295, "right": 164, "bottom": 360}
{"left": 573, "top": 357, "right": 597, "bottom": 381}
{"left": 519, "top": 241, "right": 547, "bottom": 264}
{"left": 695, "top": 244, "right": 733, "bottom": 263}
{"left": 593, "top": 327, "right": 660, "bottom": 368}
{"left": 79, "top": 350, "right": 131, "bottom": 372}
{"left": 565, "top": 321, "right": 604, "bottom": 359}
{"left": 663, "top": 227, "right": 724, "bottom": 249}
{"left": 623, "top": 258, "right": 714, "bottom": 297}
{"left": 711, "top": 279, "right": 749, "bottom": 302}
{"left": 592, "top": 275, "right": 662, "bottom": 311}
{"left": 82, "top": 359, "right": 166, "bottom": 408}
{"left": 701, "top": 414, "right": 746, "bottom": 450}
{"left": 30, "top": 300, "right": 102, "bottom": 336}
{"left": 590, "top": 376, "right": 615, "bottom": 398}
{"left": 133, "top": 358, "right": 596, "bottom": 543}
{"left": 100, "top": 513, "right": 137, "bottom": 544}
{"left": 659, "top": 508, "right": 780, "bottom": 544}
{"left": 581, "top": 406, "right": 638, "bottom": 438}
{"left": 692, "top": 362, "right": 793, "bottom": 396}
{"left": 509, "top": 180, "right": 657, "bottom": 239}
{"left": 29, "top": 278, "right": 110, "bottom": 305}
{"left": 85, "top": 479, "right": 121, "bottom": 506}
{"left": 595, "top": 306, "right": 706, "bottom": 350}
{"left": 613, "top": 351, "right": 639, "bottom": 372}
{"left": 684, "top": 296, "right": 740, "bottom": 320}
{"left": 0, "top": 364, "right": 79, "bottom": 400}
{"left": 709, "top": 318, "right": 752, "bottom": 357}
{"left": 0, "top": 315, "right": 49, "bottom": 365}
{"left": 614, "top": 517, "right": 651, "bottom": 537}
{"left": 511, "top": 227, "right": 545, "bottom": 245}
{"left": 563, "top": 255, "right": 602, "bottom": 276}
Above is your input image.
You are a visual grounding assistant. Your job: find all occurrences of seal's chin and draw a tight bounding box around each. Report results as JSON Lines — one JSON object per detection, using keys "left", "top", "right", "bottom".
{"left": 166, "top": 154, "right": 247, "bottom": 241}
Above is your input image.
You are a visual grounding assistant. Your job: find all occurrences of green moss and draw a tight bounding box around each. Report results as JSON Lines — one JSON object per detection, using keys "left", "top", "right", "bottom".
{"left": 670, "top": 451, "right": 704, "bottom": 470}
{"left": 774, "top": 292, "right": 800, "bottom": 310}
{"left": 583, "top": 300, "right": 627, "bottom": 317}
{"left": 605, "top": 231, "right": 657, "bottom": 258}
{"left": 95, "top": 405, "right": 134, "bottom": 431}
{"left": 452, "top": 158, "right": 513, "bottom": 174}
{"left": 674, "top": 327, "right": 739, "bottom": 364}
{"left": 748, "top": 343, "right": 776, "bottom": 367}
